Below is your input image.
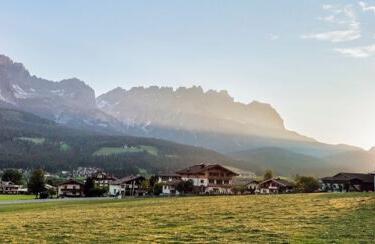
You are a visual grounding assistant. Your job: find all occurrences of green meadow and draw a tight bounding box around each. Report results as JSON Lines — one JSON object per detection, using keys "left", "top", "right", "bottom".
{"left": 0, "top": 195, "right": 35, "bottom": 201}
{"left": 93, "top": 145, "right": 158, "bottom": 156}
{"left": 0, "top": 193, "right": 374, "bottom": 243}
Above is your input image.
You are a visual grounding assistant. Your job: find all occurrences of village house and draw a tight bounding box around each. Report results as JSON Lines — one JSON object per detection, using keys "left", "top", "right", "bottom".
{"left": 91, "top": 171, "right": 117, "bottom": 189}
{"left": 257, "top": 178, "right": 295, "bottom": 194}
{"left": 109, "top": 175, "right": 146, "bottom": 197}
{"left": 175, "top": 163, "right": 239, "bottom": 194}
{"left": 231, "top": 178, "right": 259, "bottom": 194}
{"left": 321, "top": 173, "right": 375, "bottom": 192}
{"left": 57, "top": 179, "right": 84, "bottom": 197}
{"left": 245, "top": 179, "right": 260, "bottom": 194}
{"left": 156, "top": 173, "right": 182, "bottom": 195}
{"left": 0, "top": 181, "right": 22, "bottom": 194}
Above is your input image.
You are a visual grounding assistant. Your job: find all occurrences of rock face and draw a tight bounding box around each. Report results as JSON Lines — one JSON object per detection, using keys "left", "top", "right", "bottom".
{"left": 97, "top": 86, "right": 286, "bottom": 133}
{"left": 0, "top": 55, "right": 121, "bottom": 133}
{"left": 97, "top": 86, "right": 317, "bottom": 152}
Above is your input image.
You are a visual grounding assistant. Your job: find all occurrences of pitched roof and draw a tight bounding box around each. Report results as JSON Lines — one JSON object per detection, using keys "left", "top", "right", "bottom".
{"left": 176, "top": 163, "right": 239, "bottom": 176}
{"left": 232, "top": 178, "right": 259, "bottom": 186}
{"left": 112, "top": 175, "right": 145, "bottom": 185}
{"left": 91, "top": 171, "right": 118, "bottom": 181}
{"left": 165, "top": 179, "right": 183, "bottom": 186}
{"left": 156, "top": 173, "right": 181, "bottom": 177}
{"left": 321, "top": 173, "right": 374, "bottom": 184}
{"left": 58, "top": 179, "right": 84, "bottom": 186}
{"left": 259, "top": 178, "right": 295, "bottom": 187}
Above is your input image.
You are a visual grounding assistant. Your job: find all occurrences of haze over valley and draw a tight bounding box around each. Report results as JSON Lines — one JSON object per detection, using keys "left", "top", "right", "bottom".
{"left": 0, "top": 54, "right": 374, "bottom": 176}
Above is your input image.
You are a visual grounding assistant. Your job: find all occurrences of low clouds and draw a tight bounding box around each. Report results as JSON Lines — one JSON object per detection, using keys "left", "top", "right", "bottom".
{"left": 302, "top": 3, "right": 374, "bottom": 58}
{"left": 302, "top": 29, "right": 360, "bottom": 43}
{"left": 335, "top": 44, "right": 375, "bottom": 58}
{"left": 359, "top": 1, "right": 375, "bottom": 13}
{"left": 301, "top": 5, "right": 360, "bottom": 43}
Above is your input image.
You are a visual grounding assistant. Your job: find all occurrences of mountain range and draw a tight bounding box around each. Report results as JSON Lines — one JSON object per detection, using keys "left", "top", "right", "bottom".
{"left": 0, "top": 54, "right": 374, "bottom": 176}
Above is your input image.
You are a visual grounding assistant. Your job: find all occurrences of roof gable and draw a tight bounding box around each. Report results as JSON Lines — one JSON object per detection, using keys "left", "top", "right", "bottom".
{"left": 59, "top": 179, "right": 84, "bottom": 186}
{"left": 176, "top": 163, "right": 238, "bottom": 176}
{"left": 259, "top": 178, "right": 294, "bottom": 187}
{"left": 113, "top": 175, "right": 145, "bottom": 185}
{"left": 327, "top": 173, "right": 374, "bottom": 183}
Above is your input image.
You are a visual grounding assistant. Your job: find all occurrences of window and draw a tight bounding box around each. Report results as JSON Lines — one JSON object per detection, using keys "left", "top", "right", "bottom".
{"left": 209, "top": 179, "right": 215, "bottom": 184}
{"left": 200, "top": 180, "right": 204, "bottom": 184}
{"left": 224, "top": 180, "right": 229, "bottom": 185}
{"left": 216, "top": 180, "right": 222, "bottom": 185}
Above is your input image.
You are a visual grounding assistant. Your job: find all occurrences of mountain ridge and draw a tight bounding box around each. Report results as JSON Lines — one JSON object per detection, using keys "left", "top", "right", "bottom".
{"left": 0, "top": 54, "right": 373, "bottom": 175}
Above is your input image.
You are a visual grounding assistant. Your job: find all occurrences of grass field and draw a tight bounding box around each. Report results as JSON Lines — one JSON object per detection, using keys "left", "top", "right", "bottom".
{"left": 93, "top": 145, "right": 158, "bottom": 156}
{"left": 0, "top": 193, "right": 374, "bottom": 243}
{"left": 0, "top": 194, "right": 34, "bottom": 201}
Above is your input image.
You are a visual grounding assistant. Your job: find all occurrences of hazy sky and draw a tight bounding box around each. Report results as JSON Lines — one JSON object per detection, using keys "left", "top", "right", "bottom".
{"left": 0, "top": 1, "right": 374, "bottom": 149}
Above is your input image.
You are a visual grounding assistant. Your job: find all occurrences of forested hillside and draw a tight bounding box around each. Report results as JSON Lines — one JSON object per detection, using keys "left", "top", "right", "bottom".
{"left": 0, "top": 108, "right": 238, "bottom": 176}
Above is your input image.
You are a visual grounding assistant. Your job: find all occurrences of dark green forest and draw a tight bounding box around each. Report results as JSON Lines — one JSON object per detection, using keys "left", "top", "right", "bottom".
{"left": 0, "top": 108, "right": 237, "bottom": 177}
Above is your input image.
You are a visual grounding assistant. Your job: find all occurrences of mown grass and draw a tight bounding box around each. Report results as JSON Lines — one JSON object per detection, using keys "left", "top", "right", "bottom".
{"left": 0, "top": 194, "right": 35, "bottom": 201}
{"left": 93, "top": 145, "right": 158, "bottom": 156}
{"left": 0, "top": 193, "right": 373, "bottom": 243}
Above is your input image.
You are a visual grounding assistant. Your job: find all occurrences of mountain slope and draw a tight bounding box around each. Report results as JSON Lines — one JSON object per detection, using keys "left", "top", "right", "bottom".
{"left": 97, "top": 86, "right": 312, "bottom": 142}
{"left": 97, "top": 86, "right": 362, "bottom": 158}
{"left": 228, "top": 147, "right": 374, "bottom": 177}
{"left": 0, "top": 108, "right": 240, "bottom": 176}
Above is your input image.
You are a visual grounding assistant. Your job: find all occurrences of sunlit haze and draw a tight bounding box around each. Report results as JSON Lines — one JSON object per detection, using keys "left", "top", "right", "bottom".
{"left": 1, "top": 0, "right": 374, "bottom": 149}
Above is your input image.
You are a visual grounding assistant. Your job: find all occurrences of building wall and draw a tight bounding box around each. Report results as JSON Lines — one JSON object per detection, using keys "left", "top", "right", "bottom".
{"left": 109, "top": 184, "right": 121, "bottom": 196}
{"left": 58, "top": 184, "right": 82, "bottom": 196}
{"left": 181, "top": 176, "right": 208, "bottom": 187}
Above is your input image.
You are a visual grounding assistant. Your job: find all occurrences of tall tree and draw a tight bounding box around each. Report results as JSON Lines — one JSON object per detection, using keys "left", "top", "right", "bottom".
{"left": 263, "top": 169, "right": 273, "bottom": 181}
{"left": 84, "top": 177, "right": 95, "bottom": 197}
{"left": 27, "top": 169, "right": 46, "bottom": 198}
{"left": 1, "top": 169, "right": 23, "bottom": 185}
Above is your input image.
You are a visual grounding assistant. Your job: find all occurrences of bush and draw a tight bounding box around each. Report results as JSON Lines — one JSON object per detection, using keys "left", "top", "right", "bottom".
{"left": 176, "top": 180, "right": 194, "bottom": 194}
{"left": 87, "top": 188, "right": 107, "bottom": 197}
{"left": 39, "top": 191, "right": 49, "bottom": 199}
{"left": 153, "top": 183, "right": 163, "bottom": 196}
{"left": 295, "top": 176, "right": 320, "bottom": 193}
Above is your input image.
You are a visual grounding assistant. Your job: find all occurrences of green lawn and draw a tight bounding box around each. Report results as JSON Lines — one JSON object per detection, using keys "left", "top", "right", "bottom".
{"left": 0, "top": 193, "right": 374, "bottom": 242}
{"left": 0, "top": 194, "right": 35, "bottom": 201}
{"left": 93, "top": 145, "right": 158, "bottom": 156}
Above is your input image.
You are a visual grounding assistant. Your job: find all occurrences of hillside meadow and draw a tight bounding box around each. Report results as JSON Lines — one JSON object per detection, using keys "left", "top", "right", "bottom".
{"left": 0, "top": 193, "right": 374, "bottom": 243}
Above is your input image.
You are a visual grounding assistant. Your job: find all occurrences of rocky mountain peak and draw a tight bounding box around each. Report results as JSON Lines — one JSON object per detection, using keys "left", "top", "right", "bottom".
{"left": 0, "top": 55, "right": 108, "bottom": 130}
{"left": 97, "top": 85, "right": 287, "bottom": 137}
{"left": 0, "top": 54, "right": 13, "bottom": 65}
